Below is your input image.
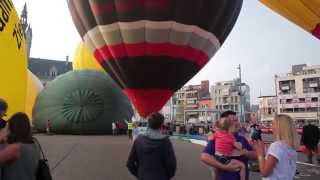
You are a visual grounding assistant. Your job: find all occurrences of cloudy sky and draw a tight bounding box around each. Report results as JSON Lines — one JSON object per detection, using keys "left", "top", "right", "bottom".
{"left": 13, "top": 0, "right": 320, "bottom": 104}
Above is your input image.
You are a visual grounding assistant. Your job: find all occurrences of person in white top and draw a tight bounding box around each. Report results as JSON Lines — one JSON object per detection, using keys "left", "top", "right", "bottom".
{"left": 112, "top": 122, "right": 117, "bottom": 136}
{"left": 255, "top": 114, "right": 299, "bottom": 180}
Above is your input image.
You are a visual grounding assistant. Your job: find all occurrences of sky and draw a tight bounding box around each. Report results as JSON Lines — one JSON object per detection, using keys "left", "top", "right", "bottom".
{"left": 12, "top": 0, "right": 320, "bottom": 104}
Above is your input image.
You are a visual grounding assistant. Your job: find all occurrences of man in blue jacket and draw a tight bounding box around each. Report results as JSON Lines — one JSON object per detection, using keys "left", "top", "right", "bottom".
{"left": 200, "top": 111, "right": 257, "bottom": 180}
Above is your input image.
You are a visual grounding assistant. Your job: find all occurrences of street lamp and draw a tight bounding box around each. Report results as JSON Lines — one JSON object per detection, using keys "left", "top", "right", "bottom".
{"left": 318, "top": 94, "right": 320, "bottom": 127}
{"left": 237, "top": 64, "right": 246, "bottom": 123}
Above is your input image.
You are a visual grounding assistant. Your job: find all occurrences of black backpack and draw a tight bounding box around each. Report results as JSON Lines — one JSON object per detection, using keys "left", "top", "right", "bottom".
{"left": 34, "top": 138, "right": 52, "bottom": 180}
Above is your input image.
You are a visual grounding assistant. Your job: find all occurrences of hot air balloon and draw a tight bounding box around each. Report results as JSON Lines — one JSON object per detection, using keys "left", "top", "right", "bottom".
{"left": 0, "top": 0, "right": 28, "bottom": 118}
{"left": 68, "top": 0, "right": 243, "bottom": 117}
{"left": 260, "top": 0, "right": 320, "bottom": 39}
{"left": 33, "top": 70, "right": 133, "bottom": 134}
{"left": 25, "top": 70, "right": 43, "bottom": 120}
{"left": 72, "top": 42, "right": 104, "bottom": 71}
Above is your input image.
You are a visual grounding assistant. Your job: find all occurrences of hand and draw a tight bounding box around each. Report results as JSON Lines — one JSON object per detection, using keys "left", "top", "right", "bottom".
{"left": 208, "top": 134, "right": 214, "bottom": 141}
{"left": 240, "top": 149, "right": 248, "bottom": 156}
{"left": 254, "top": 140, "right": 265, "bottom": 157}
{"left": 222, "top": 162, "right": 240, "bottom": 172}
{"left": 0, "top": 126, "right": 9, "bottom": 142}
{"left": 234, "top": 142, "right": 243, "bottom": 150}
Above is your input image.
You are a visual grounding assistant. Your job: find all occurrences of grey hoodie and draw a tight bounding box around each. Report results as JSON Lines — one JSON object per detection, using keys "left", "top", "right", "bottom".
{"left": 127, "top": 128, "right": 177, "bottom": 180}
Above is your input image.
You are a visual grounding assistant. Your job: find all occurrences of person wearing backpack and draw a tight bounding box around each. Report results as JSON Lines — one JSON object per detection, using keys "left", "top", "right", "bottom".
{"left": 0, "top": 112, "right": 40, "bottom": 180}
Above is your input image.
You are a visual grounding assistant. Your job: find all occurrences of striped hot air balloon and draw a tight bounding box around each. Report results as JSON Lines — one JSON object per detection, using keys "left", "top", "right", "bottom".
{"left": 68, "top": 0, "right": 243, "bottom": 117}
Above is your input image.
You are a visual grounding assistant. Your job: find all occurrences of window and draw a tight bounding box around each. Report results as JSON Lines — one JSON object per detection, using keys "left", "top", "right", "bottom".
{"left": 281, "top": 108, "right": 294, "bottom": 113}
{"left": 311, "top": 97, "right": 318, "bottom": 102}
{"left": 279, "top": 80, "right": 296, "bottom": 94}
{"left": 306, "top": 107, "right": 318, "bottom": 112}
{"left": 286, "top": 99, "right": 293, "bottom": 103}
{"left": 299, "top": 98, "right": 305, "bottom": 103}
{"left": 303, "top": 77, "right": 320, "bottom": 93}
{"left": 293, "top": 108, "right": 305, "bottom": 113}
{"left": 234, "top": 96, "right": 238, "bottom": 103}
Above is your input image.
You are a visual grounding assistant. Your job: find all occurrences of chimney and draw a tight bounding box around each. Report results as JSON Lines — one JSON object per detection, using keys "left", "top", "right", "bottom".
{"left": 65, "top": 56, "right": 70, "bottom": 70}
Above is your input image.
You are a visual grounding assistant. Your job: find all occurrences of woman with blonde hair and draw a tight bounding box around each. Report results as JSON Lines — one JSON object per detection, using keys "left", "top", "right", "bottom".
{"left": 255, "top": 114, "right": 298, "bottom": 180}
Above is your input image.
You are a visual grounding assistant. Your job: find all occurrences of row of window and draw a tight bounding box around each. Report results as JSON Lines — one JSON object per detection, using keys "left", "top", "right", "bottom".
{"left": 280, "top": 97, "right": 319, "bottom": 104}
{"left": 280, "top": 107, "right": 319, "bottom": 113}
{"left": 214, "top": 96, "right": 239, "bottom": 104}
{"left": 216, "top": 105, "right": 239, "bottom": 111}
{"left": 279, "top": 77, "right": 320, "bottom": 94}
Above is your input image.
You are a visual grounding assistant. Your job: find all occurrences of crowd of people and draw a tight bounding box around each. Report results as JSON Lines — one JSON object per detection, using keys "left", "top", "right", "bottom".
{"left": 0, "top": 95, "right": 319, "bottom": 180}
{"left": 126, "top": 110, "right": 320, "bottom": 180}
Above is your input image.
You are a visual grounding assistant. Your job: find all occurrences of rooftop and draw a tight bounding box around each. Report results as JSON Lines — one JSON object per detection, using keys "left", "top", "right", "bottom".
{"left": 28, "top": 57, "right": 72, "bottom": 78}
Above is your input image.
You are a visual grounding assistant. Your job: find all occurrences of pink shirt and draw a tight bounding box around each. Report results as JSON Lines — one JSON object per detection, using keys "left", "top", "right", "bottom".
{"left": 213, "top": 130, "right": 236, "bottom": 156}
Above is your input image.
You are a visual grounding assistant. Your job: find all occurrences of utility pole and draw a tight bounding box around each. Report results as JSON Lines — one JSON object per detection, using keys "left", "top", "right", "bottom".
{"left": 274, "top": 75, "right": 279, "bottom": 115}
{"left": 318, "top": 94, "right": 320, "bottom": 127}
{"left": 237, "top": 64, "right": 243, "bottom": 123}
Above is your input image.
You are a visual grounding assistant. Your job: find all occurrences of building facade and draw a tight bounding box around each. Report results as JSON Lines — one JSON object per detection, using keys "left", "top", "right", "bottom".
{"left": 28, "top": 57, "right": 72, "bottom": 86}
{"left": 258, "top": 96, "right": 277, "bottom": 124}
{"left": 172, "top": 81, "right": 214, "bottom": 124}
{"left": 276, "top": 64, "right": 320, "bottom": 125}
{"left": 20, "top": 4, "right": 72, "bottom": 86}
{"left": 211, "top": 79, "right": 251, "bottom": 119}
{"left": 160, "top": 98, "right": 173, "bottom": 123}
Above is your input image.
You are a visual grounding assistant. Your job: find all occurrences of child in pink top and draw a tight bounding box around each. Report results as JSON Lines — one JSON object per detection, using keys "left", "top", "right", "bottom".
{"left": 212, "top": 117, "right": 246, "bottom": 180}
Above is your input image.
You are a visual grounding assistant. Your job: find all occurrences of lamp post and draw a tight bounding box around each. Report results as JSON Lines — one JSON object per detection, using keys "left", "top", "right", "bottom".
{"left": 274, "top": 75, "right": 279, "bottom": 115}
{"left": 237, "top": 64, "right": 244, "bottom": 123}
{"left": 317, "top": 94, "right": 320, "bottom": 127}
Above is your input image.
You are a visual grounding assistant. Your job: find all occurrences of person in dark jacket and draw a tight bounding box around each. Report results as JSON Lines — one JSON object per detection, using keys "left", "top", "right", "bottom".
{"left": 0, "top": 99, "right": 8, "bottom": 129}
{"left": 127, "top": 112, "right": 177, "bottom": 180}
{"left": 301, "top": 123, "right": 320, "bottom": 164}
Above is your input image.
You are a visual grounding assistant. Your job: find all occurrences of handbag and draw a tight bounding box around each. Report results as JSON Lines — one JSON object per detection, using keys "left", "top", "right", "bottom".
{"left": 33, "top": 138, "right": 53, "bottom": 180}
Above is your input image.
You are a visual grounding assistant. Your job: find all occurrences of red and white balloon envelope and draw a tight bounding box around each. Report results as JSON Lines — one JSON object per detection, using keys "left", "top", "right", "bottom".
{"left": 68, "top": 0, "right": 243, "bottom": 117}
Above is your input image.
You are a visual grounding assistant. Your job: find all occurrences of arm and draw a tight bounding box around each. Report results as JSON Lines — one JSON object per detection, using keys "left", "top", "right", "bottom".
{"left": 255, "top": 141, "right": 278, "bottom": 177}
{"left": 242, "top": 149, "right": 257, "bottom": 160}
{"left": 200, "top": 140, "right": 239, "bottom": 172}
{"left": 0, "top": 144, "right": 20, "bottom": 163}
{"left": 240, "top": 136, "right": 257, "bottom": 160}
{"left": 258, "top": 154, "right": 278, "bottom": 177}
{"left": 200, "top": 153, "right": 239, "bottom": 172}
{"left": 126, "top": 141, "right": 138, "bottom": 177}
{"left": 164, "top": 139, "right": 177, "bottom": 178}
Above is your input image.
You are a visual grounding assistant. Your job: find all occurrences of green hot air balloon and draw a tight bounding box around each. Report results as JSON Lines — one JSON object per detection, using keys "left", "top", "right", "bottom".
{"left": 33, "top": 70, "right": 133, "bottom": 134}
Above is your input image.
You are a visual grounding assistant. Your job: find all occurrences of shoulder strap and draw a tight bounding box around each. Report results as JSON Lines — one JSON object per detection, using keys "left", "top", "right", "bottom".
{"left": 33, "top": 137, "right": 47, "bottom": 160}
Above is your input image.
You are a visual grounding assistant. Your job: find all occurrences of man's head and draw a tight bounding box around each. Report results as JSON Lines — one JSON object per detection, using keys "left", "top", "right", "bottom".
{"left": 0, "top": 99, "right": 8, "bottom": 118}
{"left": 220, "top": 110, "right": 240, "bottom": 132}
{"left": 148, "top": 112, "right": 164, "bottom": 130}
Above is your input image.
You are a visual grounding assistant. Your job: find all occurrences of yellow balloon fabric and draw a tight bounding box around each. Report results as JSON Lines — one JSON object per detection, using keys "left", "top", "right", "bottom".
{"left": 72, "top": 42, "right": 103, "bottom": 71}
{"left": 25, "top": 70, "right": 43, "bottom": 120}
{"left": 0, "top": 0, "right": 28, "bottom": 119}
{"left": 260, "top": 0, "right": 320, "bottom": 39}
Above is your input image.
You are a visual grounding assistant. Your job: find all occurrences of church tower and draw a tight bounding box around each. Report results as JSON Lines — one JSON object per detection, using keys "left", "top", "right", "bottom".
{"left": 20, "top": 3, "right": 33, "bottom": 58}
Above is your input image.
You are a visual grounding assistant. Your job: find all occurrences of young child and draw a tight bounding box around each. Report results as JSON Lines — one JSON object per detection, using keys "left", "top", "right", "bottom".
{"left": 212, "top": 117, "right": 246, "bottom": 180}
